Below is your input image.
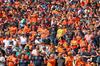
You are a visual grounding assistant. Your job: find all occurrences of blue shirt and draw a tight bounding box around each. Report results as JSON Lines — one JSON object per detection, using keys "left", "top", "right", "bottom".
{"left": 42, "top": 5, "right": 47, "bottom": 9}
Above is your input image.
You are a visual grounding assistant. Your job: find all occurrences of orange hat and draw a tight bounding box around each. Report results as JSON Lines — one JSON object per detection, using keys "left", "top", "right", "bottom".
{"left": 68, "top": 52, "right": 73, "bottom": 55}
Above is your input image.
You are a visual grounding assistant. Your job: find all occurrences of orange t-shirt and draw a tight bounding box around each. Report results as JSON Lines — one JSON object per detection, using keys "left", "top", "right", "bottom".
{"left": 49, "top": 45, "right": 55, "bottom": 50}
{"left": 23, "top": 26, "right": 28, "bottom": 33}
{"left": 37, "top": 27, "right": 42, "bottom": 34}
{"left": 71, "top": 40, "right": 78, "bottom": 49}
{"left": 85, "top": 63, "right": 91, "bottom": 66}
{"left": 30, "top": 14, "right": 38, "bottom": 23}
{"left": 41, "top": 29, "right": 49, "bottom": 38}
{"left": 80, "top": 41, "right": 87, "bottom": 51}
{"left": 25, "top": 44, "right": 33, "bottom": 50}
{"left": 47, "top": 59, "right": 56, "bottom": 66}
{"left": 65, "top": 46, "right": 71, "bottom": 52}
{"left": 76, "top": 60, "right": 85, "bottom": 66}
{"left": 7, "top": 55, "right": 18, "bottom": 66}
{"left": 57, "top": 47, "right": 65, "bottom": 53}
{"left": 65, "top": 56, "right": 73, "bottom": 66}
{"left": 10, "top": 27, "right": 17, "bottom": 34}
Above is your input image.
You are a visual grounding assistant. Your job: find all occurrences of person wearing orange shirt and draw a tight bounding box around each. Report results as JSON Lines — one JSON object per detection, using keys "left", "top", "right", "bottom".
{"left": 23, "top": 24, "right": 29, "bottom": 33}
{"left": 40, "top": 25, "right": 49, "bottom": 40}
{"left": 49, "top": 42, "right": 55, "bottom": 52}
{"left": 11, "top": 25, "right": 17, "bottom": 34}
{"left": 25, "top": 40, "right": 34, "bottom": 51}
{"left": 57, "top": 43, "right": 65, "bottom": 53}
{"left": 80, "top": 38, "right": 87, "bottom": 55}
{"left": 85, "top": 59, "right": 92, "bottom": 66}
{"left": 65, "top": 42, "right": 71, "bottom": 52}
{"left": 44, "top": 54, "right": 56, "bottom": 66}
{"left": 30, "top": 13, "right": 38, "bottom": 23}
{"left": 70, "top": 36, "right": 78, "bottom": 54}
{"left": 65, "top": 52, "right": 74, "bottom": 66}
{"left": 6, "top": 51, "right": 18, "bottom": 66}
{"left": 76, "top": 56, "right": 85, "bottom": 66}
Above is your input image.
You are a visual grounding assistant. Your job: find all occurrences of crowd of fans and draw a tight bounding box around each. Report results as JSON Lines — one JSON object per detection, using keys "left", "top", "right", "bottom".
{"left": 0, "top": 0, "right": 100, "bottom": 66}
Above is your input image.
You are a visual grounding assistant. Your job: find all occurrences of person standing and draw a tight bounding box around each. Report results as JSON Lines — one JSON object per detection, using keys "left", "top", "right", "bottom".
{"left": 70, "top": 36, "right": 78, "bottom": 54}
{"left": 56, "top": 53, "right": 65, "bottom": 66}
{"left": 3, "top": 36, "right": 10, "bottom": 49}
{"left": 44, "top": 54, "right": 56, "bottom": 66}
{"left": 18, "top": 54, "right": 29, "bottom": 66}
{"left": 0, "top": 52, "right": 5, "bottom": 66}
{"left": 30, "top": 51, "right": 44, "bottom": 66}
{"left": 20, "top": 33, "right": 27, "bottom": 49}
{"left": 76, "top": 56, "right": 85, "bottom": 66}
{"left": 6, "top": 51, "right": 18, "bottom": 66}
{"left": 65, "top": 52, "right": 74, "bottom": 66}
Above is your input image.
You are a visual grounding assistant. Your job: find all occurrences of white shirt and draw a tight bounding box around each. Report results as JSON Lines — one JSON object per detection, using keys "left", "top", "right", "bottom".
{"left": 41, "top": 50, "right": 49, "bottom": 55}
{"left": 20, "top": 36, "right": 27, "bottom": 45}
{"left": 35, "top": 39, "right": 42, "bottom": 44}
{"left": 3, "top": 39, "right": 10, "bottom": 48}
{"left": 0, "top": 56, "right": 5, "bottom": 66}
{"left": 35, "top": 39, "right": 42, "bottom": 48}
{"left": 32, "top": 49, "right": 37, "bottom": 56}
{"left": 12, "top": 39, "right": 17, "bottom": 46}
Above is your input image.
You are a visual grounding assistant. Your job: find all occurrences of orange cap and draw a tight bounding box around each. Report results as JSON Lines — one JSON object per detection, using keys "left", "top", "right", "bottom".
{"left": 68, "top": 52, "right": 73, "bottom": 55}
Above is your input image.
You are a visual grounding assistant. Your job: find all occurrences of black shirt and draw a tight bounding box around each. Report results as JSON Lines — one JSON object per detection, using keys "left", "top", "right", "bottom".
{"left": 30, "top": 56, "right": 44, "bottom": 66}
{"left": 43, "top": 38, "right": 50, "bottom": 45}
{"left": 82, "top": 52, "right": 91, "bottom": 62}
{"left": 18, "top": 59, "right": 29, "bottom": 66}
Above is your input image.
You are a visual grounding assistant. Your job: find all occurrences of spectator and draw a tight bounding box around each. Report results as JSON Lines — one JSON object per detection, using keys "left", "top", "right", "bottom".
{"left": 18, "top": 54, "right": 29, "bottom": 66}
{"left": 70, "top": 36, "right": 78, "bottom": 54}
{"left": 6, "top": 51, "right": 18, "bottom": 66}
{"left": 85, "top": 30, "right": 94, "bottom": 42}
{"left": 44, "top": 54, "right": 56, "bottom": 66}
{"left": 82, "top": 49, "right": 91, "bottom": 62}
{"left": 49, "top": 27, "right": 56, "bottom": 44}
{"left": 91, "top": 48, "right": 98, "bottom": 63}
{"left": 65, "top": 52, "right": 73, "bottom": 66}
{"left": 32, "top": 46, "right": 39, "bottom": 56}
{"left": 30, "top": 51, "right": 44, "bottom": 66}
{"left": 0, "top": 52, "right": 5, "bottom": 66}
{"left": 3, "top": 36, "right": 10, "bottom": 49}
{"left": 56, "top": 53, "right": 65, "bottom": 66}
{"left": 43, "top": 35, "right": 50, "bottom": 45}
{"left": 57, "top": 43, "right": 64, "bottom": 53}
{"left": 76, "top": 56, "right": 85, "bottom": 66}
{"left": 20, "top": 33, "right": 27, "bottom": 49}
{"left": 85, "top": 59, "right": 92, "bottom": 66}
